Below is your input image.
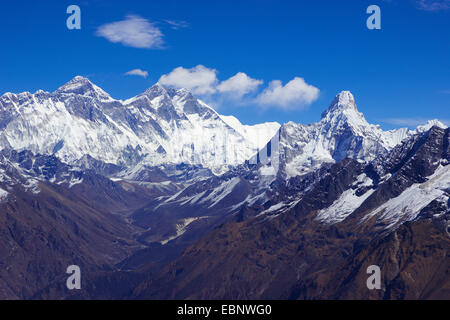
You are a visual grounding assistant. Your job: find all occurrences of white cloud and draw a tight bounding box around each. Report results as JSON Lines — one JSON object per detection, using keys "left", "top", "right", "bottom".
{"left": 96, "top": 15, "right": 164, "bottom": 49}
{"left": 415, "top": 0, "right": 450, "bottom": 11}
{"left": 158, "top": 65, "right": 218, "bottom": 95}
{"left": 159, "top": 67, "right": 263, "bottom": 98}
{"left": 125, "top": 69, "right": 149, "bottom": 78}
{"left": 217, "top": 72, "right": 263, "bottom": 97}
{"left": 255, "top": 77, "right": 320, "bottom": 110}
{"left": 159, "top": 66, "right": 320, "bottom": 110}
{"left": 164, "top": 19, "right": 190, "bottom": 30}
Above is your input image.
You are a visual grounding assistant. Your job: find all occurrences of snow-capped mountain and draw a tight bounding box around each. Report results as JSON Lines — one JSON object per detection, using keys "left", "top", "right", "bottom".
{"left": 134, "top": 124, "right": 449, "bottom": 300}
{"left": 136, "top": 92, "right": 448, "bottom": 248}
{"left": 0, "top": 76, "right": 280, "bottom": 175}
{"left": 1, "top": 77, "right": 449, "bottom": 300}
{"left": 270, "top": 91, "right": 445, "bottom": 178}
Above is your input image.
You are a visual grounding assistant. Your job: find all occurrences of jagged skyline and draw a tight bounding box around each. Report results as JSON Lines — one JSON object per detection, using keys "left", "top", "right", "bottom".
{"left": 1, "top": 0, "right": 449, "bottom": 128}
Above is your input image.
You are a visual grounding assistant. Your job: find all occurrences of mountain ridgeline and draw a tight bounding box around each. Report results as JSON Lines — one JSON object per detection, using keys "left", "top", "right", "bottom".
{"left": 0, "top": 77, "right": 448, "bottom": 299}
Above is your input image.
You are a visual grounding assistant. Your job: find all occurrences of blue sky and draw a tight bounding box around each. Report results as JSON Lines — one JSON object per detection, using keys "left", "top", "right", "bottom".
{"left": 0, "top": 0, "right": 449, "bottom": 129}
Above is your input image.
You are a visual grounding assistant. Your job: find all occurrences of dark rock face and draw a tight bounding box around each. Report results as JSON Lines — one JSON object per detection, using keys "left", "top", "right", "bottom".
{"left": 129, "top": 127, "right": 450, "bottom": 300}
{"left": 347, "top": 127, "right": 449, "bottom": 233}
{"left": 0, "top": 151, "right": 154, "bottom": 299}
{"left": 0, "top": 181, "right": 140, "bottom": 299}
{"left": 289, "top": 217, "right": 450, "bottom": 300}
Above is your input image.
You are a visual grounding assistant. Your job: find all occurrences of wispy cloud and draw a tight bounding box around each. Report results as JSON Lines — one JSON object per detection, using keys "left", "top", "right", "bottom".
{"left": 383, "top": 117, "right": 450, "bottom": 127}
{"left": 124, "top": 68, "right": 149, "bottom": 78}
{"left": 415, "top": 0, "right": 450, "bottom": 11}
{"left": 158, "top": 65, "right": 319, "bottom": 110}
{"left": 164, "top": 19, "right": 190, "bottom": 30}
{"left": 96, "top": 15, "right": 164, "bottom": 49}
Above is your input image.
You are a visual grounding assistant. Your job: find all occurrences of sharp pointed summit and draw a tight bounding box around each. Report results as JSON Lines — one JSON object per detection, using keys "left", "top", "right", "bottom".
{"left": 55, "top": 76, "right": 113, "bottom": 101}
{"left": 143, "top": 82, "right": 168, "bottom": 97}
{"left": 322, "top": 91, "right": 359, "bottom": 118}
{"left": 56, "top": 76, "right": 93, "bottom": 92}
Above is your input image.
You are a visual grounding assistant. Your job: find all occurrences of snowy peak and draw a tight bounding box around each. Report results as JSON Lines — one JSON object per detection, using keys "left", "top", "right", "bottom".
{"left": 416, "top": 119, "right": 447, "bottom": 132}
{"left": 55, "top": 76, "right": 113, "bottom": 101}
{"left": 142, "top": 83, "right": 190, "bottom": 101}
{"left": 0, "top": 77, "right": 280, "bottom": 175}
{"left": 56, "top": 76, "right": 94, "bottom": 94}
{"left": 141, "top": 83, "right": 218, "bottom": 118}
{"left": 335, "top": 90, "right": 356, "bottom": 107}
{"left": 321, "top": 91, "right": 359, "bottom": 118}
{"left": 278, "top": 91, "right": 418, "bottom": 178}
{"left": 143, "top": 82, "right": 168, "bottom": 98}
{"left": 319, "top": 90, "right": 375, "bottom": 138}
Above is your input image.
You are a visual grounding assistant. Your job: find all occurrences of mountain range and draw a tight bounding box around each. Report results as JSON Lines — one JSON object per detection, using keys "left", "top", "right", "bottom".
{"left": 0, "top": 77, "right": 448, "bottom": 299}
